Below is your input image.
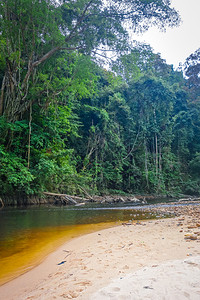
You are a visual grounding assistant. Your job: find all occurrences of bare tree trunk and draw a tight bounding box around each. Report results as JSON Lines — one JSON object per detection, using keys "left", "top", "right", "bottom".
{"left": 27, "top": 103, "right": 32, "bottom": 169}
{"left": 144, "top": 139, "right": 149, "bottom": 189}
{"left": 157, "top": 142, "right": 163, "bottom": 191}
{"left": 0, "top": 75, "right": 6, "bottom": 116}
{"left": 159, "top": 143, "right": 162, "bottom": 175}
{"left": 94, "top": 149, "right": 98, "bottom": 188}
{"left": 155, "top": 134, "right": 158, "bottom": 179}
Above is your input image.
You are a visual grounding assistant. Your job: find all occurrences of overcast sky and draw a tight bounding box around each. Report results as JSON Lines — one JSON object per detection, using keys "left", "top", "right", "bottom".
{"left": 135, "top": 0, "right": 200, "bottom": 68}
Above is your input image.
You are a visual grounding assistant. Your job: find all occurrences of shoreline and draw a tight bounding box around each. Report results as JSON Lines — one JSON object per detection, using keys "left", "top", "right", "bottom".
{"left": 0, "top": 203, "right": 200, "bottom": 299}
{"left": 0, "top": 222, "right": 120, "bottom": 286}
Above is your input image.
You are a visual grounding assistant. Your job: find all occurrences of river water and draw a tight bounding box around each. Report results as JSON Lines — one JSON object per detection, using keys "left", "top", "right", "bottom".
{"left": 0, "top": 201, "right": 169, "bottom": 285}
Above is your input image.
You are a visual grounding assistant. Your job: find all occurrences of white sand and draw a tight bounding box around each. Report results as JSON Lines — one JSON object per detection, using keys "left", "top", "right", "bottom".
{"left": 0, "top": 205, "right": 200, "bottom": 300}
{"left": 92, "top": 256, "right": 200, "bottom": 300}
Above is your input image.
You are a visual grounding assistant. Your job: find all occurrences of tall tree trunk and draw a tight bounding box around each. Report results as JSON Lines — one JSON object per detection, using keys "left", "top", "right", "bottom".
{"left": 157, "top": 142, "right": 162, "bottom": 192}
{"left": 144, "top": 139, "right": 149, "bottom": 189}
{"left": 0, "top": 75, "right": 6, "bottom": 116}
{"left": 155, "top": 133, "right": 158, "bottom": 179}
{"left": 27, "top": 103, "right": 32, "bottom": 169}
{"left": 94, "top": 149, "right": 98, "bottom": 189}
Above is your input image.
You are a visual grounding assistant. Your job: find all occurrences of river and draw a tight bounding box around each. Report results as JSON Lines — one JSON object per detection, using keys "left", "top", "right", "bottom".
{"left": 0, "top": 201, "right": 169, "bottom": 285}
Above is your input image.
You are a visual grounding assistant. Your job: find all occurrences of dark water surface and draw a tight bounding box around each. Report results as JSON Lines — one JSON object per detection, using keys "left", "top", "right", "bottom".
{"left": 0, "top": 200, "right": 173, "bottom": 240}
{"left": 0, "top": 201, "right": 170, "bottom": 284}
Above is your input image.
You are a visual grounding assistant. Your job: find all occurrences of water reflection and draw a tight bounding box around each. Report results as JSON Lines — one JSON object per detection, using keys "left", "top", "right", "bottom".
{"left": 0, "top": 203, "right": 164, "bottom": 284}
{"left": 0, "top": 204, "right": 158, "bottom": 239}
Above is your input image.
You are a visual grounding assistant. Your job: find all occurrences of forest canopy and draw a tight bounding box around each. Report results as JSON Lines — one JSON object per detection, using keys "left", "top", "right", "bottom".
{"left": 0, "top": 0, "right": 200, "bottom": 204}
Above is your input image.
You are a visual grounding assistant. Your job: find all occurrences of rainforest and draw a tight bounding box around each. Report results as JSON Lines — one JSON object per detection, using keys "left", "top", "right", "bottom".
{"left": 0, "top": 0, "right": 200, "bottom": 205}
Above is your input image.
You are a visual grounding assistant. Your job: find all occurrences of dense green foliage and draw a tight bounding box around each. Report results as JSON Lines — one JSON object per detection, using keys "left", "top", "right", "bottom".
{"left": 0, "top": 0, "right": 200, "bottom": 202}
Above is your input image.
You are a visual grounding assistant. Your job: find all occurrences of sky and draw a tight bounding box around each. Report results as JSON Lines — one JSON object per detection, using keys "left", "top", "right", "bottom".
{"left": 135, "top": 0, "right": 200, "bottom": 68}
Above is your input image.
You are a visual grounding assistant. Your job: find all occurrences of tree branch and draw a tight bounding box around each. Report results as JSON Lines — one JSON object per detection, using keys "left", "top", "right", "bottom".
{"left": 0, "top": 75, "right": 6, "bottom": 116}
{"left": 65, "top": 0, "right": 94, "bottom": 44}
{"left": 122, "top": 130, "right": 140, "bottom": 161}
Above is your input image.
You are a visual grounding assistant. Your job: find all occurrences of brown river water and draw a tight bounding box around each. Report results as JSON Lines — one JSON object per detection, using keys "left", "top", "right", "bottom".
{"left": 0, "top": 202, "right": 169, "bottom": 285}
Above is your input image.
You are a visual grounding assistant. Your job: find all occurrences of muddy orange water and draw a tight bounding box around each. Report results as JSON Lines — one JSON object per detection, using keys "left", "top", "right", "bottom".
{"left": 0, "top": 204, "right": 163, "bottom": 285}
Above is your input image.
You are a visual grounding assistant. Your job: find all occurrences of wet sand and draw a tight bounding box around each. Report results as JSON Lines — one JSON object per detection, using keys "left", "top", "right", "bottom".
{"left": 0, "top": 203, "right": 200, "bottom": 300}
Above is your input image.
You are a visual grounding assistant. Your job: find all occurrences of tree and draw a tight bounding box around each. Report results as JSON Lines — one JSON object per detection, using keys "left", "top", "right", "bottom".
{"left": 183, "top": 48, "right": 200, "bottom": 101}
{"left": 0, "top": 0, "right": 180, "bottom": 121}
{"left": 112, "top": 43, "right": 174, "bottom": 82}
{"left": 0, "top": 51, "right": 99, "bottom": 198}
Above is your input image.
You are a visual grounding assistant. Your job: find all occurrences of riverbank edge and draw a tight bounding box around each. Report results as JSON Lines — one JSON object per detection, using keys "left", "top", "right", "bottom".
{"left": 0, "top": 202, "right": 200, "bottom": 300}
{"left": 1, "top": 192, "right": 200, "bottom": 207}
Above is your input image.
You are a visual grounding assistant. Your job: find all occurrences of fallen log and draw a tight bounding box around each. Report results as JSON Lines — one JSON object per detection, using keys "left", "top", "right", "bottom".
{"left": 77, "top": 185, "right": 93, "bottom": 201}
{"left": 64, "top": 195, "right": 77, "bottom": 205}
{"left": 0, "top": 197, "right": 4, "bottom": 209}
{"left": 75, "top": 202, "right": 86, "bottom": 206}
{"left": 178, "top": 197, "right": 200, "bottom": 202}
{"left": 43, "top": 192, "right": 90, "bottom": 203}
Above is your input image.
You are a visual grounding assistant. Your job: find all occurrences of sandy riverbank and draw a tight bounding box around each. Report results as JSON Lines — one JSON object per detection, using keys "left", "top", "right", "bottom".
{"left": 0, "top": 203, "right": 200, "bottom": 300}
